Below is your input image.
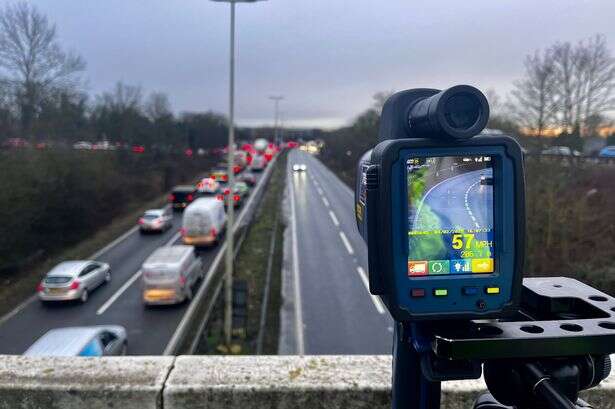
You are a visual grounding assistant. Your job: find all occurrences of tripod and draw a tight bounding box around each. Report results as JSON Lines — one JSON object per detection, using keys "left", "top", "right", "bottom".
{"left": 391, "top": 278, "right": 615, "bottom": 409}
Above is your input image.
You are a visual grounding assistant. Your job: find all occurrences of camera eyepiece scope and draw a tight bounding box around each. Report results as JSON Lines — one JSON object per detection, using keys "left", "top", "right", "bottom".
{"left": 407, "top": 85, "right": 489, "bottom": 140}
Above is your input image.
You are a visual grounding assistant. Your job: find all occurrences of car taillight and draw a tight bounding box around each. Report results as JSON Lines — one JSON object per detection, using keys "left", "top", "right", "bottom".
{"left": 187, "top": 194, "right": 194, "bottom": 201}
{"left": 211, "top": 175, "right": 216, "bottom": 180}
{"left": 222, "top": 175, "right": 228, "bottom": 181}
{"left": 180, "top": 228, "right": 187, "bottom": 236}
{"left": 168, "top": 194, "right": 175, "bottom": 202}
{"left": 216, "top": 194, "right": 224, "bottom": 201}
{"left": 70, "top": 281, "right": 80, "bottom": 290}
{"left": 224, "top": 188, "right": 230, "bottom": 195}
{"left": 233, "top": 195, "right": 240, "bottom": 202}
{"left": 234, "top": 166, "right": 240, "bottom": 173}
{"left": 138, "top": 218, "right": 144, "bottom": 225}
{"left": 210, "top": 227, "right": 217, "bottom": 237}
{"left": 179, "top": 276, "right": 186, "bottom": 285}
{"left": 36, "top": 282, "right": 44, "bottom": 292}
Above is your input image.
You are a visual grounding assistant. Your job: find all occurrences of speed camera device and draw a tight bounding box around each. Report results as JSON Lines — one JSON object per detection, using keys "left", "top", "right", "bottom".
{"left": 356, "top": 85, "right": 525, "bottom": 321}
{"left": 355, "top": 85, "right": 615, "bottom": 409}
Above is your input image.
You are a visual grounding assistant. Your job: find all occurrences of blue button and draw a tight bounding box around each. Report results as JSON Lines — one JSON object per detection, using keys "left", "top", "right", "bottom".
{"left": 463, "top": 287, "right": 479, "bottom": 296}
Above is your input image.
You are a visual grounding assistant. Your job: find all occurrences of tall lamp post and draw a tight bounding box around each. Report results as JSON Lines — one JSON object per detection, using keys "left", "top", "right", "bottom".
{"left": 211, "top": 0, "right": 265, "bottom": 347}
{"left": 269, "top": 95, "right": 284, "bottom": 145}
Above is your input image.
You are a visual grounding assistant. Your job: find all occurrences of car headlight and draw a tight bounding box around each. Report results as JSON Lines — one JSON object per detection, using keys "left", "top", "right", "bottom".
{"left": 293, "top": 164, "right": 300, "bottom": 171}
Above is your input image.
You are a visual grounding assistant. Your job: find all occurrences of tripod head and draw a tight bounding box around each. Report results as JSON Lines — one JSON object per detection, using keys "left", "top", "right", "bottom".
{"left": 354, "top": 85, "right": 615, "bottom": 409}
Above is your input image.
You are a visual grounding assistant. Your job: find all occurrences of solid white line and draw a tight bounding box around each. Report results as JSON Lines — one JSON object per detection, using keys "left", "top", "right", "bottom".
{"left": 339, "top": 231, "right": 354, "bottom": 255}
{"left": 322, "top": 197, "right": 330, "bottom": 207}
{"left": 356, "top": 266, "right": 386, "bottom": 314}
{"left": 328, "top": 211, "right": 340, "bottom": 227}
{"left": 289, "top": 169, "right": 306, "bottom": 355}
{"left": 96, "top": 270, "right": 143, "bottom": 315}
{"left": 89, "top": 225, "right": 140, "bottom": 259}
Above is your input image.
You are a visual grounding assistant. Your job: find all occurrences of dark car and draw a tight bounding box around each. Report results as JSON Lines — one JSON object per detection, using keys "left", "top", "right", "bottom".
{"left": 169, "top": 186, "right": 197, "bottom": 211}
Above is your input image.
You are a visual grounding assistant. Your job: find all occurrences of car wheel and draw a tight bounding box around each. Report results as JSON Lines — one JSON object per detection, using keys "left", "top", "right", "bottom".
{"left": 80, "top": 289, "right": 89, "bottom": 303}
{"left": 105, "top": 271, "right": 111, "bottom": 283}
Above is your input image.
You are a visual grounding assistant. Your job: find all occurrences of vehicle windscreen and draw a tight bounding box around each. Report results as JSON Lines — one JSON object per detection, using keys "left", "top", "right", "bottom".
{"left": 44, "top": 276, "right": 72, "bottom": 284}
{"left": 143, "top": 214, "right": 159, "bottom": 220}
{"left": 173, "top": 191, "right": 192, "bottom": 201}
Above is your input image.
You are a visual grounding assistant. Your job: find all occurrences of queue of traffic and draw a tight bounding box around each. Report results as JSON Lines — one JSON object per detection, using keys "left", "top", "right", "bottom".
{"left": 28, "top": 142, "right": 278, "bottom": 356}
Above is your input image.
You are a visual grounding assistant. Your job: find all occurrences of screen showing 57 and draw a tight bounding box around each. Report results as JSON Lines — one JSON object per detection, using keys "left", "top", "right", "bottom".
{"left": 407, "top": 156, "right": 494, "bottom": 277}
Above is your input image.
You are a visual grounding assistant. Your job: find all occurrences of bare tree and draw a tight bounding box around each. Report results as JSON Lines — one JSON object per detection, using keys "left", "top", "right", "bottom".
{"left": 0, "top": 2, "right": 85, "bottom": 133}
{"left": 581, "top": 34, "right": 615, "bottom": 135}
{"left": 511, "top": 50, "right": 559, "bottom": 136}
{"left": 146, "top": 92, "right": 173, "bottom": 122}
{"left": 551, "top": 41, "right": 586, "bottom": 133}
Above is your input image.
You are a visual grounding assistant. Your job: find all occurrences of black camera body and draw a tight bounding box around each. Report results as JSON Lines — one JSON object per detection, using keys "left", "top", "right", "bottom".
{"left": 356, "top": 85, "right": 525, "bottom": 321}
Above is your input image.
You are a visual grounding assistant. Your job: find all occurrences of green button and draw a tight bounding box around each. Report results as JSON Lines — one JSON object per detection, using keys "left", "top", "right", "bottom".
{"left": 434, "top": 289, "right": 448, "bottom": 297}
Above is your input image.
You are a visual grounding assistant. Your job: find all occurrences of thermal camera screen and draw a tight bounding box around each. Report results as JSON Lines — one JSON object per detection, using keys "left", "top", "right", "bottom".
{"left": 407, "top": 156, "right": 494, "bottom": 277}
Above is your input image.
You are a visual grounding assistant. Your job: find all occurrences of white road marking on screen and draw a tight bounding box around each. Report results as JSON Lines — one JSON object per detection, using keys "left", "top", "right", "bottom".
{"left": 339, "top": 231, "right": 354, "bottom": 255}
{"left": 464, "top": 180, "right": 481, "bottom": 229}
{"left": 357, "top": 266, "right": 386, "bottom": 314}
{"left": 329, "top": 211, "right": 340, "bottom": 227}
{"left": 322, "top": 196, "right": 330, "bottom": 207}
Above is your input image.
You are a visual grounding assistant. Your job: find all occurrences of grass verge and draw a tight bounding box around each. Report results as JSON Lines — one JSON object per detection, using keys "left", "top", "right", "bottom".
{"left": 196, "top": 152, "right": 287, "bottom": 354}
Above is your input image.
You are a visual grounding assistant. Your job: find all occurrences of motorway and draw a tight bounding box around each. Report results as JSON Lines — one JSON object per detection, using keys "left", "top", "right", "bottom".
{"left": 287, "top": 150, "right": 393, "bottom": 355}
{"left": 0, "top": 170, "right": 268, "bottom": 355}
{"left": 414, "top": 167, "right": 494, "bottom": 231}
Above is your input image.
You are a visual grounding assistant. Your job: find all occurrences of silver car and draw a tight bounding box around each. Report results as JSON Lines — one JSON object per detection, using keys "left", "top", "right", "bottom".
{"left": 23, "top": 326, "right": 127, "bottom": 356}
{"left": 37, "top": 261, "right": 111, "bottom": 303}
{"left": 139, "top": 208, "right": 173, "bottom": 233}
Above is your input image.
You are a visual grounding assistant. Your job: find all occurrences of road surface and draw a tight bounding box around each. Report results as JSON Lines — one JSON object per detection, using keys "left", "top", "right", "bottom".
{"left": 414, "top": 167, "right": 493, "bottom": 231}
{"left": 287, "top": 150, "right": 393, "bottom": 354}
{"left": 0, "top": 171, "right": 267, "bottom": 355}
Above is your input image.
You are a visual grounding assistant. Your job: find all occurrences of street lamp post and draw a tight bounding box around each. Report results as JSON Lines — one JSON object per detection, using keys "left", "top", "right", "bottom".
{"left": 269, "top": 95, "right": 284, "bottom": 145}
{"left": 211, "top": 0, "right": 265, "bottom": 347}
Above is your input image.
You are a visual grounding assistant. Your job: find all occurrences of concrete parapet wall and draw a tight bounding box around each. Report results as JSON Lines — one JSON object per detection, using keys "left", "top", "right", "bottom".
{"left": 0, "top": 355, "right": 613, "bottom": 409}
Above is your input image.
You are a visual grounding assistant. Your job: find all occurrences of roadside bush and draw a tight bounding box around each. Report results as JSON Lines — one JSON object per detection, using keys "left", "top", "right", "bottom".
{"left": 0, "top": 149, "right": 211, "bottom": 272}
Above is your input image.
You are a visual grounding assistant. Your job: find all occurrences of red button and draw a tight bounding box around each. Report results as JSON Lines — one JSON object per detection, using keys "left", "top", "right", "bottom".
{"left": 411, "top": 288, "right": 426, "bottom": 298}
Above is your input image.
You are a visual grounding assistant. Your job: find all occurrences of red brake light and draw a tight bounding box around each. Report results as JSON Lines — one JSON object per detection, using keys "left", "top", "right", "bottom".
{"left": 222, "top": 175, "right": 228, "bottom": 181}
{"left": 168, "top": 194, "right": 175, "bottom": 202}
{"left": 233, "top": 195, "right": 240, "bottom": 201}
{"left": 216, "top": 194, "right": 224, "bottom": 201}
{"left": 180, "top": 228, "right": 187, "bottom": 236}
{"left": 211, "top": 175, "right": 216, "bottom": 180}
{"left": 179, "top": 275, "right": 187, "bottom": 285}
{"left": 138, "top": 218, "right": 144, "bottom": 225}
{"left": 187, "top": 194, "right": 194, "bottom": 202}
{"left": 36, "top": 282, "right": 44, "bottom": 292}
{"left": 70, "top": 281, "right": 80, "bottom": 290}
{"left": 210, "top": 227, "right": 217, "bottom": 237}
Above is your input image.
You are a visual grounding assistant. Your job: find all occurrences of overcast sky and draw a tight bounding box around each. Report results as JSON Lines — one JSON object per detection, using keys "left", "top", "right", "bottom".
{"left": 25, "top": 0, "right": 615, "bottom": 128}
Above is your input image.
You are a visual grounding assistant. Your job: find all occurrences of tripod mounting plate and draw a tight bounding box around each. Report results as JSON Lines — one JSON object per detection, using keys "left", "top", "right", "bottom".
{"left": 432, "top": 277, "right": 615, "bottom": 360}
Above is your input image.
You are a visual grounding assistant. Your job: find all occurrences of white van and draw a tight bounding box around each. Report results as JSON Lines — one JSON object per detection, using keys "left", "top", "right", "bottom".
{"left": 181, "top": 198, "right": 226, "bottom": 247}
{"left": 141, "top": 245, "right": 203, "bottom": 306}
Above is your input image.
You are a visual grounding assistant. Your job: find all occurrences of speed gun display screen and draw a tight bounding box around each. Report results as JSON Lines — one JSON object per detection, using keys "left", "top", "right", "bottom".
{"left": 407, "top": 156, "right": 495, "bottom": 277}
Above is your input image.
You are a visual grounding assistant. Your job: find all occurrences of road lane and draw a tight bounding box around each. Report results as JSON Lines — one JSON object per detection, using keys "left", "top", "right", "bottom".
{"left": 0, "top": 168, "right": 268, "bottom": 355}
{"left": 288, "top": 150, "right": 392, "bottom": 355}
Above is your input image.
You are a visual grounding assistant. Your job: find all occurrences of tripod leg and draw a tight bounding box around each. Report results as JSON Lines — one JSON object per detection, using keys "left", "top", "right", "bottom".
{"left": 392, "top": 322, "right": 441, "bottom": 409}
